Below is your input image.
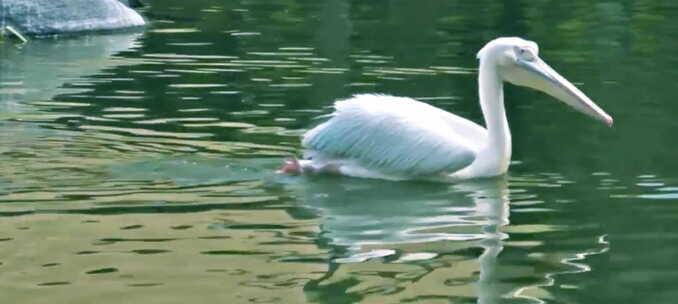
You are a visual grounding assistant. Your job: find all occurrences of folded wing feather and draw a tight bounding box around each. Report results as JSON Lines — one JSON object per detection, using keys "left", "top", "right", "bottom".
{"left": 302, "top": 95, "right": 479, "bottom": 176}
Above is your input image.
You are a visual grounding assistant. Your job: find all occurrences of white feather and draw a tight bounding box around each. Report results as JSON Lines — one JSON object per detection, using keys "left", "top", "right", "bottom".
{"left": 302, "top": 94, "right": 487, "bottom": 177}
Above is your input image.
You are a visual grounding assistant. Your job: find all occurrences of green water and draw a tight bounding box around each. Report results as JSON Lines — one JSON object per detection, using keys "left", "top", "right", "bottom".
{"left": 2, "top": 1, "right": 678, "bottom": 303}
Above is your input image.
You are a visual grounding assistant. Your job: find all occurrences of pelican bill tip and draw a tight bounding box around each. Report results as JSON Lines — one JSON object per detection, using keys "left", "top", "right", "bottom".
{"left": 604, "top": 115, "right": 613, "bottom": 128}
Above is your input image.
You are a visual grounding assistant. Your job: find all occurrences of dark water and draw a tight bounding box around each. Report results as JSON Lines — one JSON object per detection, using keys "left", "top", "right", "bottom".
{"left": 2, "top": 1, "right": 678, "bottom": 303}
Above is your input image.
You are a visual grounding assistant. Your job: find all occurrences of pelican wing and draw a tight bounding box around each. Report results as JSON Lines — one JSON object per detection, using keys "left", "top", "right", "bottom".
{"left": 303, "top": 94, "right": 483, "bottom": 176}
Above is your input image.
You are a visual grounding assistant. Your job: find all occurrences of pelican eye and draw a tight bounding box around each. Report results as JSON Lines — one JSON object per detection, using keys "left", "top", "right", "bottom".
{"left": 516, "top": 47, "right": 535, "bottom": 61}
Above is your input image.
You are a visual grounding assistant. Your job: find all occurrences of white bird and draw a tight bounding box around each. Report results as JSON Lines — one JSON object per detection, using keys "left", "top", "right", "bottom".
{"left": 279, "top": 37, "right": 613, "bottom": 182}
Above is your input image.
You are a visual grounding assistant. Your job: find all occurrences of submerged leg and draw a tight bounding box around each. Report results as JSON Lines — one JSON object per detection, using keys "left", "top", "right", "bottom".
{"left": 277, "top": 157, "right": 341, "bottom": 176}
{"left": 277, "top": 157, "right": 303, "bottom": 175}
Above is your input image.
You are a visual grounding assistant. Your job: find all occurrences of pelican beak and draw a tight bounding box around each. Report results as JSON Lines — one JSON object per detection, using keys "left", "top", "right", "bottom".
{"left": 514, "top": 58, "right": 613, "bottom": 127}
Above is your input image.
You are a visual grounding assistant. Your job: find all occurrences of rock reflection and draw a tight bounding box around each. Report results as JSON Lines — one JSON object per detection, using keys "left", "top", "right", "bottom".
{"left": 0, "top": 32, "right": 142, "bottom": 111}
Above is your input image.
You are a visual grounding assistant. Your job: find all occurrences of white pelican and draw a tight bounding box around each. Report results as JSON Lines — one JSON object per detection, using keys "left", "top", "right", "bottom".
{"left": 279, "top": 37, "right": 613, "bottom": 182}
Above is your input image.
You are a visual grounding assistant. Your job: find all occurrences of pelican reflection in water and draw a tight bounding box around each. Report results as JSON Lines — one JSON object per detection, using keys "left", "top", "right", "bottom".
{"left": 280, "top": 37, "right": 612, "bottom": 181}
{"left": 290, "top": 176, "right": 609, "bottom": 303}
{"left": 296, "top": 177, "right": 511, "bottom": 303}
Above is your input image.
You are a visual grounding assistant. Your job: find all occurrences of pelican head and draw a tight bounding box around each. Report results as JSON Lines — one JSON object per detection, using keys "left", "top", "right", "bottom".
{"left": 477, "top": 37, "right": 613, "bottom": 127}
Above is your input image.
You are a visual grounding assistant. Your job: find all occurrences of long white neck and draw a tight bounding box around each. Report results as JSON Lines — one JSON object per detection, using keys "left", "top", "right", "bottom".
{"left": 476, "top": 60, "right": 512, "bottom": 175}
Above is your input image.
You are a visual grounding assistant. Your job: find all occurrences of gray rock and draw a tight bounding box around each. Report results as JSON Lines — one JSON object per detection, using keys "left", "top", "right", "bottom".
{"left": 0, "top": 0, "right": 145, "bottom": 36}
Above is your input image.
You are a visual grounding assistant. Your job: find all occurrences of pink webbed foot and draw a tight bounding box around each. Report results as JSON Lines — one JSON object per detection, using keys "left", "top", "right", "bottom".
{"left": 277, "top": 157, "right": 303, "bottom": 175}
